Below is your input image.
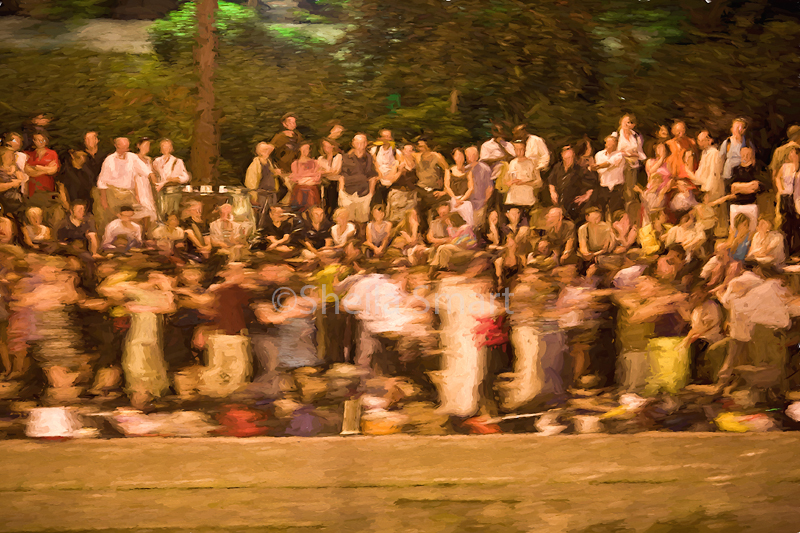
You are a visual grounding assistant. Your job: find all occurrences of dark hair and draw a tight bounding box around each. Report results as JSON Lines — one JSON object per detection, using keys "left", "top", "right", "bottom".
{"left": 136, "top": 137, "right": 151, "bottom": 148}
{"left": 32, "top": 132, "right": 50, "bottom": 144}
{"left": 612, "top": 210, "right": 628, "bottom": 222}
{"left": 281, "top": 112, "right": 297, "bottom": 124}
{"left": 71, "top": 199, "right": 88, "bottom": 209}
{"left": 118, "top": 205, "right": 134, "bottom": 213}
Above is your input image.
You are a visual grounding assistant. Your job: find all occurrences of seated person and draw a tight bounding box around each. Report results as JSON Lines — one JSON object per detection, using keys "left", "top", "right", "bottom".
{"left": 259, "top": 205, "right": 296, "bottom": 254}
{"left": 664, "top": 212, "right": 706, "bottom": 261}
{"left": 726, "top": 213, "right": 752, "bottom": 263}
{"left": 745, "top": 216, "right": 785, "bottom": 269}
{"left": 578, "top": 207, "right": 614, "bottom": 261}
{"left": 388, "top": 208, "right": 427, "bottom": 265}
{"left": 22, "top": 207, "right": 52, "bottom": 251}
{"left": 0, "top": 215, "right": 15, "bottom": 245}
{"left": 541, "top": 207, "right": 577, "bottom": 266}
{"left": 57, "top": 200, "right": 99, "bottom": 257}
{"left": 364, "top": 204, "right": 393, "bottom": 259}
{"left": 182, "top": 200, "right": 211, "bottom": 259}
{"left": 330, "top": 207, "right": 359, "bottom": 261}
{"left": 102, "top": 205, "right": 143, "bottom": 251}
{"left": 610, "top": 210, "right": 638, "bottom": 255}
{"left": 527, "top": 238, "right": 557, "bottom": 272}
{"left": 638, "top": 208, "right": 673, "bottom": 256}
{"left": 152, "top": 214, "right": 186, "bottom": 253}
{"left": 302, "top": 206, "right": 333, "bottom": 258}
{"left": 428, "top": 204, "right": 476, "bottom": 274}
{"left": 210, "top": 203, "right": 248, "bottom": 251}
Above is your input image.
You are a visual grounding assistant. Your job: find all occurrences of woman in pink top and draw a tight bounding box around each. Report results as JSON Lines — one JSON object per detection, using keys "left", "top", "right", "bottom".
{"left": 290, "top": 142, "right": 321, "bottom": 212}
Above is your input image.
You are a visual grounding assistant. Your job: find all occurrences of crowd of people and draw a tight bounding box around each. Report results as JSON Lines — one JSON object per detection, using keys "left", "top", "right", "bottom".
{"left": 2, "top": 111, "right": 800, "bottom": 436}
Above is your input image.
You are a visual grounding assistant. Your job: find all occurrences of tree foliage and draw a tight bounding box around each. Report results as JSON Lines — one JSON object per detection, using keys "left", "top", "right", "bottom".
{"left": 0, "top": 0, "right": 799, "bottom": 184}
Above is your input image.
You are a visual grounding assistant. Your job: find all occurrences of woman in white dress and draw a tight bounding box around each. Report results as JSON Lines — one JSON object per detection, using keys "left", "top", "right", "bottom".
{"left": 133, "top": 137, "right": 159, "bottom": 232}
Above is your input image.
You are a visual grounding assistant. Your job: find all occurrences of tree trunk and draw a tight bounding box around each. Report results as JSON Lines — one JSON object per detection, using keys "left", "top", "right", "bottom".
{"left": 190, "top": 0, "right": 219, "bottom": 186}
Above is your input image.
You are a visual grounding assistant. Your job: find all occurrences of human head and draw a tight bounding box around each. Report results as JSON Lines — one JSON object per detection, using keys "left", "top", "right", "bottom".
{"left": 756, "top": 215, "right": 772, "bottom": 233}
{"left": 321, "top": 139, "right": 338, "bottom": 156}
{"left": 352, "top": 134, "right": 368, "bottom": 153}
{"left": 26, "top": 207, "right": 43, "bottom": 225}
{"left": 697, "top": 130, "right": 712, "bottom": 150}
{"left": 613, "top": 210, "right": 629, "bottom": 226}
{"left": 740, "top": 146, "right": 755, "bottom": 166}
{"left": 159, "top": 138, "right": 173, "bottom": 156}
{"left": 282, "top": 113, "right": 297, "bottom": 131}
{"left": 604, "top": 135, "right": 618, "bottom": 152}
{"left": 4, "top": 132, "right": 22, "bottom": 151}
{"left": 671, "top": 121, "right": 686, "bottom": 138}
{"left": 788, "top": 147, "right": 800, "bottom": 164}
{"left": 545, "top": 207, "right": 563, "bottom": 227}
{"left": 118, "top": 205, "right": 134, "bottom": 220}
{"left": 788, "top": 125, "right": 800, "bottom": 143}
{"left": 299, "top": 142, "right": 312, "bottom": 158}
{"left": 219, "top": 203, "right": 233, "bottom": 219}
{"left": 402, "top": 143, "right": 415, "bottom": 157}
{"left": 491, "top": 124, "right": 505, "bottom": 141}
{"left": 506, "top": 207, "right": 521, "bottom": 224}
{"left": 136, "top": 137, "right": 151, "bottom": 155}
{"left": 70, "top": 201, "right": 87, "bottom": 220}
{"left": 513, "top": 141, "right": 526, "bottom": 158}
{"left": 731, "top": 118, "right": 747, "bottom": 136}
{"left": 255, "top": 142, "right": 274, "bottom": 158}
{"left": 70, "top": 150, "right": 87, "bottom": 168}
{"left": 371, "top": 204, "right": 386, "bottom": 222}
{"left": 185, "top": 200, "right": 202, "bottom": 218}
{"left": 561, "top": 145, "right": 574, "bottom": 165}
{"left": 329, "top": 122, "right": 344, "bottom": 139}
{"left": 114, "top": 137, "right": 130, "bottom": 155}
{"left": 452, "top": 148, "right": 465, "bottom": 166}
{"left": 32, "top": 133, "right": 48, "bottom": 149}
{"left": 586, "top": 207, "right": 602, "bottom": 224}
{"left": 379, "top": 129, "right": 392, "bottom": 142}
{"left": 657, "top": 125, "right": 669, "bottom": 139}
{"left": 167, "top": 213, "right": 180, "bottom": 228}
{"left": 619, "top": 114, "right": 636, "bottom": 131}
{"left": 268, "top": 205, "right": 283, "bottom": 219}
{"left": 436, "top": 203, "right": 450, "bottom": 219}
{"left": 465, "top": 146, "right": 479, "bottom": 164}
{"left": 309, "top": 206, "right": 325, "bottom": 225}
{"left": 84, "top": 131, "right": 99, "bottom": 150}
{"left": 734, "top": 213, "right": 750, "bottom": 231}
{"left": 333, "top": 207, "right": 349, "bottom": 226}
{"left": 416, "top": 138, "right": 430, "bottom": 153}
{"left": 487, "top": 209, "right": 499, "bottom": 225}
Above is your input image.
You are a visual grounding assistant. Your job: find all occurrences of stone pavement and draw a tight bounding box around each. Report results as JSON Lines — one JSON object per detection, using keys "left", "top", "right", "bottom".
{"left": 2, "top": 433, "right": 800, "bottom": 532}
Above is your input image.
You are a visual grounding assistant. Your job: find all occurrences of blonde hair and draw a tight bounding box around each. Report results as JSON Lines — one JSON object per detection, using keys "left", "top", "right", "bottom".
{"left": 26, "top": 207, "right": 43, "bottom": 224}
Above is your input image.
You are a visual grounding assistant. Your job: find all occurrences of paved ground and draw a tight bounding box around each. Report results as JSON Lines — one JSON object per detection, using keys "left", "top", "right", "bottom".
{"left": 2, "top": 433, "right": 800, "bottom": 532}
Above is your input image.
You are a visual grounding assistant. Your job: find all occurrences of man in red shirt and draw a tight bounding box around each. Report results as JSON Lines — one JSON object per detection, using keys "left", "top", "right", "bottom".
{"left": 24, "top": 132, "right": 62, "bottom": 226}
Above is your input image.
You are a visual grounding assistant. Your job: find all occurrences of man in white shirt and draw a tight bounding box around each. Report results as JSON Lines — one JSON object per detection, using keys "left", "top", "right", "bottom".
{"left": 615, "top": 114, "right": 646, "bottom": 219}
{"left": 479, "top": 124, "right": 514, "bottom": 166}
{"left": 590, "top": 135, "right": 625, "bottom": 219}
{"left": 511, "top": 124, "right": 550, "bottom": 173}
{"left": 152, "top": 138, "right": 190, "bottom": 218}
{"left": 101, "top": 205, "right": 143, "bottom": 252}
{"left": 688, "top": 130, "right": 726, "bottom": 235}
{"left": 95, "top": 137, "right": 149, "bottom": 232}
{"left": 369, "top": 129, "right": 397, "bottom": 207}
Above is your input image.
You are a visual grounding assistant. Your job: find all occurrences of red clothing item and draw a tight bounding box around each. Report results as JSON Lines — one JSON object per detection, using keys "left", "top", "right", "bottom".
{"left": 25, "top": 148, "right": 60, "bottom": 195}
